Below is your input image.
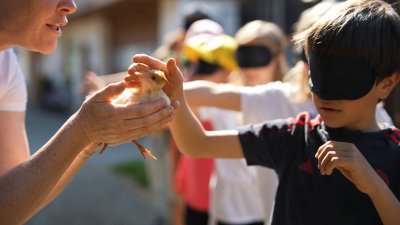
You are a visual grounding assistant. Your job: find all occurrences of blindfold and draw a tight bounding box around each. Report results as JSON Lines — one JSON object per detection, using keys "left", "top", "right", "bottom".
{"left": 309, "top": 52, "right": 377, "bottom": 100}
{"left": 193, "top": 59, "right": 220, "bottom": 75}
{"left": 236, "top": 46, "right": 274, "bottom": 68}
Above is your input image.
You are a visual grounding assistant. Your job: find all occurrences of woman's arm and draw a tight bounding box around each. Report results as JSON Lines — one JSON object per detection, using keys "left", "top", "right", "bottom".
{"left": 184, "top": 80, "right": 241, "bottom": 111}
{"left": 0, "top": 82, "right": 175, "bottom": 225}
{"left": 0, "top": 113, "right": 92, "bottom": 225}
{"left": 27, "top": 143, "right": 99, "bottom": 220}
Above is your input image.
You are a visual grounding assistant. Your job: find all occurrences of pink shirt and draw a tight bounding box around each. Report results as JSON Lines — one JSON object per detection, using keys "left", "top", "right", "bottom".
{"left": 174, "top": 120, "right": 214, "bottom": 211}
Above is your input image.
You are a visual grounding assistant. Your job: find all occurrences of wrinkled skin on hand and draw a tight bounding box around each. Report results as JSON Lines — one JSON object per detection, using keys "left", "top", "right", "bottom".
{"left": 73, "top": 81, "right": 175, "bottom": 147}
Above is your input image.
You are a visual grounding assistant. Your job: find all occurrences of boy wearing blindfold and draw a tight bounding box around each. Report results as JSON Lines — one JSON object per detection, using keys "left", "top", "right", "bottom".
{"left": 127, "top": 0, "right": 400, "bottom": 224}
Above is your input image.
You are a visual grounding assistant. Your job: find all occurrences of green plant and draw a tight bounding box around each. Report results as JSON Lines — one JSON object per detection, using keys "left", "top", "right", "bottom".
{"left": 112, "top": 160, "right": 149, "bottom": 188}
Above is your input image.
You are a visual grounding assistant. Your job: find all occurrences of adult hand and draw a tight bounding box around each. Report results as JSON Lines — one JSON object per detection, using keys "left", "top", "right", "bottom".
{"left": 125, "top": 54, "right": 184, "bottom": 102}
{"left": 315, "top": 140, "right": 383, "bottom": 195}
{"left": 74, "top": 81, "right": 175, "bottom": 146}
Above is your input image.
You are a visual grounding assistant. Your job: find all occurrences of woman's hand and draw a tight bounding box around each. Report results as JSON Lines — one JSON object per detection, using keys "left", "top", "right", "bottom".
{"left": 73, "top": 81, "right": 175, "bottom": 146}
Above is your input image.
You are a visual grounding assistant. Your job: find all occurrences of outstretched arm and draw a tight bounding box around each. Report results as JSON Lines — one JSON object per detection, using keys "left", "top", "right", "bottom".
{"left": 184, "top": 80, "right": 241, "bottom": 111}
{"left": 127, "top": 55, "right": 243, "bottom": 159}
{"left": 0, "top": 82, "right": 174, "bottom": 225}
{"left": 316, "top": 141, "right": 400, "bottom": 225}
{"left": 0, "top": 110, "right": 91, "bottom": 222}
{"left": 27, "top": 143, "right": 99, "bottom": 220}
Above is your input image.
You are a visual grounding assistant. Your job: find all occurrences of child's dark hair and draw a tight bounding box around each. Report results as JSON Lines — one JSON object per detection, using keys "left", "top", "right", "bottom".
{"left": 296, "top": 0, "right": 400, "bottom": 83}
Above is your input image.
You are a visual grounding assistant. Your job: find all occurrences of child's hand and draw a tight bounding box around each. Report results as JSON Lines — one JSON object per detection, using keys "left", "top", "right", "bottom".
{"left": 315, "top": 141, "right": 384, "bottom": 195}
{"left": 125, "top": 54, "right": 184, "bottom": 101}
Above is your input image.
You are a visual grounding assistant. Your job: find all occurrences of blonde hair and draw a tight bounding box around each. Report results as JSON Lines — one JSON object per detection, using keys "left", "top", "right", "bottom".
{"left": 232, "top": 20, "right": 288, "bottom": 84}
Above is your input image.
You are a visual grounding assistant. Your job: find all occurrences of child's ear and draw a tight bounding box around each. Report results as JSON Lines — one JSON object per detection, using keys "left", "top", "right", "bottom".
{"left": 377, "top": 72, "right": 400, "bottom": 100}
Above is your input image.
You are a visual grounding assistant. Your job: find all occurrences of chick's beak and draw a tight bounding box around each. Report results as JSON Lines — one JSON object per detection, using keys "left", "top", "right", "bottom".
{"left": 155, "top": 71, "right": 168, "bottom": 83}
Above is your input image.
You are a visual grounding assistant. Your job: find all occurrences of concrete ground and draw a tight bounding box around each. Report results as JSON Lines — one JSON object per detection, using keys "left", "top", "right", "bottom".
{"left": 24, "top": 105, "right": 171, "bottom": 225}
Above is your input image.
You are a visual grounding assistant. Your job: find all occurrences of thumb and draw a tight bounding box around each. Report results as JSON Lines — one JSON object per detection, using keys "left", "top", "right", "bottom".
{"left": 166, "top": 58, "right": 177, "bottom": 73}
{"left": 166, "top": 58, "right": 182, "bottom": 81}
{"left": 94, "top": 81, "right": 126, "bottom": 101}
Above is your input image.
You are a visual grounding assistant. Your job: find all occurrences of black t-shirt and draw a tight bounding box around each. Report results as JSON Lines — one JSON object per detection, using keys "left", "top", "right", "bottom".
{"left": 238, "top": 112, "right": 400, "bottom": 225}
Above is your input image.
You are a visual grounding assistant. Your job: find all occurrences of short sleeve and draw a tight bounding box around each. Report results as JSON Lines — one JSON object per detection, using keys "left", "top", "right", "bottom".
{"left": 238, "top": 117, "right": 294, "bottom": 169}
{"left": 0, "top": 49, "right": 27, "bottom": 112}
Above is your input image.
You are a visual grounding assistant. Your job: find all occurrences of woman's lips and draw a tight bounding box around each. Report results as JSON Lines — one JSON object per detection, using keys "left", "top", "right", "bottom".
{"left": 47, "top": 24, "right": 61, "bottom": 35}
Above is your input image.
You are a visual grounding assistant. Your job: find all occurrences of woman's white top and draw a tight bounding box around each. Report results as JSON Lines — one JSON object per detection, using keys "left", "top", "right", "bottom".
{"left": 0, "top": 49, "right": 27, "bottom": 111}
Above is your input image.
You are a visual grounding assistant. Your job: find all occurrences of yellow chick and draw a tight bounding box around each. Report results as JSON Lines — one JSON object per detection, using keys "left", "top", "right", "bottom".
{"left": 114, "top": 69, "right": 170, "bottom": 106}
{"left": 99, "top": 69, "right": 170, "bottom": 160}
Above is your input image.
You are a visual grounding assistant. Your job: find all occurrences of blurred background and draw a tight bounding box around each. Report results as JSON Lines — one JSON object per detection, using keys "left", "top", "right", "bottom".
{"left": 18, "top": 0, "right": 400, "bottom": 224}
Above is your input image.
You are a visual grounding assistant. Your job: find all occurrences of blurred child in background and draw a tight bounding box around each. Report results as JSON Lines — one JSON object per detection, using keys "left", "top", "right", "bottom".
{"left": 172, "top": 19, "right": 238, "bottom": 225}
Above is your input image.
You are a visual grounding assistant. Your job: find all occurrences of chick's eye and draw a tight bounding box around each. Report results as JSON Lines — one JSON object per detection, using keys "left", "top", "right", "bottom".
{"left": 151, "top": 76, "right": 156, "bottom": 81}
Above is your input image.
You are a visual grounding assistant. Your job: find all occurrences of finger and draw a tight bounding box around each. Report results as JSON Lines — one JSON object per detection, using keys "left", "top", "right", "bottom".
{"left": 166, "top": 58, "right": 183, "bottom": 81}
{"left": 166, "top": 58, "right": 177, "bottom": 72}
{"left": 92, "top": 81, "right": 126, "bottom": 101}
{"left": 322, "top": 150, "right": 353, "bottom": 175}
{"left": 124, "top": 112, "right": 175, "bottom": 141}
{"left": 315, "top": 141, "right": 332, "bottom": 159}
{"left": 122, "top": 104, "right": 174, "bottom": 127}
{"left": 125, "top": 63, "right": 150, "bottom": 87}
{"left": 319, "top": 150, "right": 337, "bottom": 175}
{"left": 170, "top": 100, "right": 180, "bottom": 109}
{"left": 316, "top": 142, "right": 333, "bottom": 169}
{"left": 132, "top": 54, "right": 167, "bottom": 71}
{"left": 108, "top": 111, "right": 175, "bottom": 144}
{"left": 119, "top": 99, "right": 172, "bottom": 120}
{"left": 127, "top": 63, "right": 151, "bottom": 76}
{"left": 320, "top": 151, "right": 338, "bottom": 175}
{"left": 324, "top": 155, "right": 350, "bottom": 175}
{"left": 324, "top": 157, "right": 340, "bottom": 175}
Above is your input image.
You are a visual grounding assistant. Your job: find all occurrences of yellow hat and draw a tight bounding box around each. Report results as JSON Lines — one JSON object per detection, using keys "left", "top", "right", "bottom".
{"left": 183, "top": 19, "right": 238, "bottom": 72}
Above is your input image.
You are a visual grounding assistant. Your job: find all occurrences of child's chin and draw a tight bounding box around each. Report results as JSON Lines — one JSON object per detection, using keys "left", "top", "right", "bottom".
{"left": 322, "top": 120, "right": 344, "bottom": 129}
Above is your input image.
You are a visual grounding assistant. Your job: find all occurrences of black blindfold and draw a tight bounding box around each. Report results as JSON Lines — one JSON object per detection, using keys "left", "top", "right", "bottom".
{"left": 193, "top": 59, "right": 220, "bottom": 75}
{"left": 309, "top": 52, "right": 377, "bottom": 100}
{"left": 236, "top": 46, "right": 274, "bottom": 68}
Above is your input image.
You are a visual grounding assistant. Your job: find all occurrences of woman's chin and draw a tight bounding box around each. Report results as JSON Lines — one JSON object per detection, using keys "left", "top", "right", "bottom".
{"left": 31, "top": 42, "right": 57, "bottom": 55}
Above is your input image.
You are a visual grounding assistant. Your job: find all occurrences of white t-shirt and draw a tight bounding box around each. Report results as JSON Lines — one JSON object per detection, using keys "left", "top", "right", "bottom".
{"left": 0, "top": 49, "right": 27, "bottom": 111}
{"left": 239, "top": 81, "right": 393, "bottom": 224}
{"left": 200, "top": 106, "right": 266, "bottom": 225}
